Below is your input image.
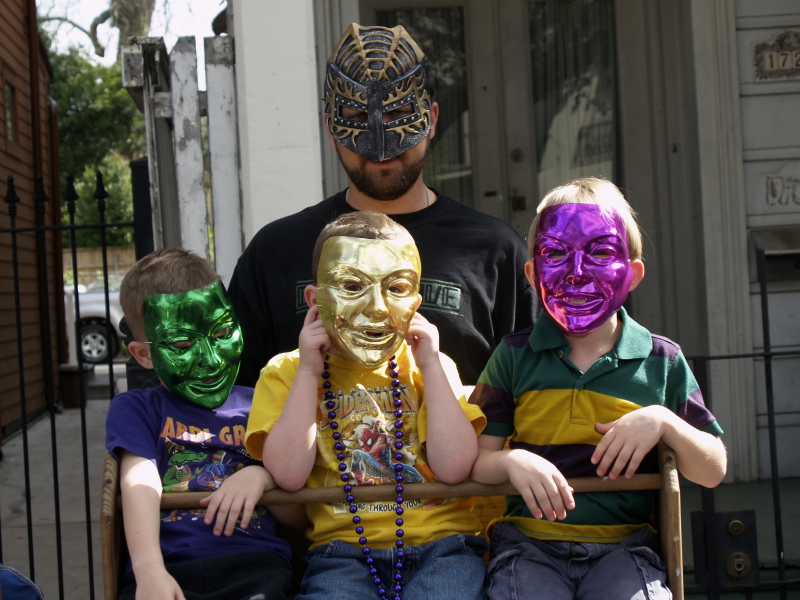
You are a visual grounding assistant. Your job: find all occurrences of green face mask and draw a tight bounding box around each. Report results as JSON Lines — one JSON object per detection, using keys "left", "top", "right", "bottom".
{"left": 143, "top": 281, "right": 243, "bottom": 409}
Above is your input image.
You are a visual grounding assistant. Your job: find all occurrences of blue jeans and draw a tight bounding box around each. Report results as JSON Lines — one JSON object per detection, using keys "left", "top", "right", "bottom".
{"left": 0, "top": 564, "right": 44, "bottom": 600}
{"left": 298, "top": 534, "right": 487, "bottom": 600}
{"left": 486, "top": 523, "right": 671, "bottom": 600}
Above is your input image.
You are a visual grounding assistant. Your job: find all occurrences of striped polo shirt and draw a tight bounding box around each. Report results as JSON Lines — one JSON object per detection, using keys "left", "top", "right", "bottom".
{"left": 471, "top": 307, "right": 723, "bottom": 543}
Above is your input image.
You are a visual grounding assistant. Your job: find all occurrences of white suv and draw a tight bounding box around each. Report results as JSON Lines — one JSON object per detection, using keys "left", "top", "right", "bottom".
{"left": 66, "top": 275, "right": 126, "bottom": 364}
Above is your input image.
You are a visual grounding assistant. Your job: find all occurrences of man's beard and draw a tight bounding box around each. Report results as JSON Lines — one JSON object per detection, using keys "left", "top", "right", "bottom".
{"left": 336, "top": 142, "right": 429, "bottom": 201}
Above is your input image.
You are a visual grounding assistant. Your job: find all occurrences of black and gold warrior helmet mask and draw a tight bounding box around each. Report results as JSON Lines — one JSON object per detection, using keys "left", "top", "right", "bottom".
{"left": 324, "top": 23, "right": 434, "bottom": 163}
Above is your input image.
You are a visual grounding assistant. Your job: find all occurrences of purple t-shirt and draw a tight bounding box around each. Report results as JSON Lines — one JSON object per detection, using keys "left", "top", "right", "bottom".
{"left": 105, "top": 384, "right": 291, "bottom": 567}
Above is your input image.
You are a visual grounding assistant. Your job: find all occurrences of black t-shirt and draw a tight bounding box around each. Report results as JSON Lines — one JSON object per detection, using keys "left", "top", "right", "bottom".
{"left": 228, "top": 189, "right": 536, "bottom": 386}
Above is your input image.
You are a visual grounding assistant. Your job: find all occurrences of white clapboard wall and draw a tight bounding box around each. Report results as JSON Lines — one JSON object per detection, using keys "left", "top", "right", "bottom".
{"left": 121, "top": 36, "right": 243, "bottom": 285}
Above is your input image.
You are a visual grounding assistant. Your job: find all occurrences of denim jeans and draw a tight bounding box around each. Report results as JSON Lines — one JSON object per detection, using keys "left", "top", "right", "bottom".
{"left": 0, "top": 563, "right": 44, "bottom": 600}
{"left": 486, "top": 523, "right": 671, "bottom": 600}
{"left": 297, "top": 533, "right": 487, "bottom": 600}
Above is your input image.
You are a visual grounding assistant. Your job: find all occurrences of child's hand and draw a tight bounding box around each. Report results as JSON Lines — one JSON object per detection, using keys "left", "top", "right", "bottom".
{"left": 199, "top": 465, "right": 272, "bottom": 536}
{"left": 506, "top": 449, "right": 575, "bottom": 521}
{"left": 405, "top": 312, "right": 440, "bottom": 369}
{"left": 134, "top": 567, "right": 185, "bottom": 600}
{"left": 298, "top": 305, "right": 333, "bottom": 375}
{"left": 591, "top": 405, "right": 668, "bottom": 479}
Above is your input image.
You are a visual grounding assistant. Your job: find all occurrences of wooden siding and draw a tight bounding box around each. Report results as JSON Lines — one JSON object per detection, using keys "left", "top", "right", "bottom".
{"left": 0, "top": 0, "right": 63, "bottom": 440}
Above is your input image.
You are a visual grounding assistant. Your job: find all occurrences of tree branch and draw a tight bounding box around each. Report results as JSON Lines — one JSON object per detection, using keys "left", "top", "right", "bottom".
{"left": 39, "top": 11, "right": 112, "bottom": 58}
{"left": 89, "top": 10, "right": 112, "bottom": 57}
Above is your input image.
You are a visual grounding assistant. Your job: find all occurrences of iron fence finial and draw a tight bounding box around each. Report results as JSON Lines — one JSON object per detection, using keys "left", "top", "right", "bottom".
{"left": 63, "top": 174, "right": 79, "bottom": 213}
{"left": 33, "top": 174, "right": 49, "bottom": 214}
{"left": 93, "top": 170, "right": 110, "bottom": 200}
{"left": 94, "top": 170, "right": 109, "bottom": 213}
{"left": 4, "top": 175, "right": 20, "bottom": 215}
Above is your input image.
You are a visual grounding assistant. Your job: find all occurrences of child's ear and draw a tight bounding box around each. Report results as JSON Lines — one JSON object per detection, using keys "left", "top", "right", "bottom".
{"left": 415, "top": 294, "right": 422, "bottom": 310}
{"left": 304, "top": 285, "right": 318, "bottom": 309}
{"left": 628, "top": 259, "right": 646, "bottom": 291}
{"left": 128, "top": 341, "right": 153, "bottom": 370}
{"left": 524, "top": 259, "right": 537, "bottom": 290}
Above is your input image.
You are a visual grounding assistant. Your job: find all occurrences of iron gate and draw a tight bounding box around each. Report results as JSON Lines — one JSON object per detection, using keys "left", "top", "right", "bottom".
{"left": 0, "top": 171, "right": 134, "bottom": 600}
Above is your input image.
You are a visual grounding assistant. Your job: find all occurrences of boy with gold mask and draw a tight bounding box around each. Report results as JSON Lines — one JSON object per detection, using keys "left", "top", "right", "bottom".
{"left": 245, "top": 212, "right": 488, "bottom": 600}
{"left": 106, "top": 249, "right": 304, "bottom": 600}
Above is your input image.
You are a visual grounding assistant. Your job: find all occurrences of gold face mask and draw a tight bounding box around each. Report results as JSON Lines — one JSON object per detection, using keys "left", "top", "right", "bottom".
{"left": 316, "top": 236, "right": 421, "bottom": 367}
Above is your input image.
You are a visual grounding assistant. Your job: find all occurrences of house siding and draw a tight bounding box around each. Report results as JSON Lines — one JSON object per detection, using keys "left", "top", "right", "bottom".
{"left": 0, "top": 0, "right": 62, "bottom": 437}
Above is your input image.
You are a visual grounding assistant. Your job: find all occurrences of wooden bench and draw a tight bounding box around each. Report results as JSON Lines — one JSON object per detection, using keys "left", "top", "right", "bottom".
{"left": 101, "top": 444, "right": 683, "bottom": 600}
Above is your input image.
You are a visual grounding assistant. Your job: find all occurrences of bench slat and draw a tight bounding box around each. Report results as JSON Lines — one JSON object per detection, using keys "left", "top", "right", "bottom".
{"left": 157, "top": 473, "right": 663, "bottom": 509}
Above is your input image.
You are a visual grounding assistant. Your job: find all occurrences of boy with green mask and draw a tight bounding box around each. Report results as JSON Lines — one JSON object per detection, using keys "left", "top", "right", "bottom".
{"left": 142, "top": 281, "right": 243, "bottom": 409}
{"left": 106, "top": 248, "right": 305, "bottom": 600}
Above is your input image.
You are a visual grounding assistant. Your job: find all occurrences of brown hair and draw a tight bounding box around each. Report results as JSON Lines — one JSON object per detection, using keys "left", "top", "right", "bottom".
{"left": 527, "top": 177, "right": 643, "bottom": 260}
{"left": 120, "top": 248, "right": 219, "bottom": 341}
{"left": 311, "top": 211, "right": 416, "bottom": 284}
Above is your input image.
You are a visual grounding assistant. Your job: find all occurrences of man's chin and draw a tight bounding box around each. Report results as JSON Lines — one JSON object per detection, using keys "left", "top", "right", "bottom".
{"left": 339, "top": 145, "right": 427, "bottom": 201}
{"left": 349, "top": 173, "right": 411, "bottom": 202}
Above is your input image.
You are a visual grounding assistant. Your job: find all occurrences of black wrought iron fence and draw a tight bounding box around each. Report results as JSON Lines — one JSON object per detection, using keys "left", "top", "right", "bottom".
{"left": 0, "top": 171, "right": 133, "bottom": 600}
{"left": 0, "top": 171, "right": 798, "bottom": 599}
{"left": 684, "top": 245, "right": 800, "bottom": 600}
{"left": 687, "top": 351, "right": 800, "bottom": 600}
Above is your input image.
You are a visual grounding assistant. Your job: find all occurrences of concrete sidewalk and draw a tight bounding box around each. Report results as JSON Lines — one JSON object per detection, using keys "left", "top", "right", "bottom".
{"left": 0, "top": 363, "right": 797, "bottom": 599}
{"left": 0, "top": 362, "right": 122, "bottom": 600}
{"left": 0, "top": 398, "right": 109, "bottom": 599}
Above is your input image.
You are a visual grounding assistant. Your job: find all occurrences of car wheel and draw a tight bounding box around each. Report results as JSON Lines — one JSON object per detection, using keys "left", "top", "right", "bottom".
{"left": 80, "top": 323, "right": 118, "bottom": 363}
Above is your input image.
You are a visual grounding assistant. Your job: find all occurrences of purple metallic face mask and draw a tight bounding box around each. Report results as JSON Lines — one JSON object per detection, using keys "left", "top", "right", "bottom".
{"left": 533, "top": 203, "right": 634, "bottom": 335}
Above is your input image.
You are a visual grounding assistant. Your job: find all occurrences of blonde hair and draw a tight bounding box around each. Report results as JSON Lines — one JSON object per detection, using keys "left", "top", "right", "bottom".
{"left": 527, "top": 177, "right": 643, "bottom": 259}
{"left": 120, "top": 248, "right": 219, "bottom": 341}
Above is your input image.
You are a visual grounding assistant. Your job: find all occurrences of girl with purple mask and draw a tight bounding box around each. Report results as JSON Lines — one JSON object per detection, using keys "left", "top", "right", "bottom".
{"left": 469, "top": 178, "right": 726, "bottom": 600}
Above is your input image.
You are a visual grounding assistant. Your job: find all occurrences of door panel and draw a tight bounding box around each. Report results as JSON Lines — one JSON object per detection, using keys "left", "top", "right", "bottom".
{"left": 524, "top": 0, "right": 618, "bottom": 195}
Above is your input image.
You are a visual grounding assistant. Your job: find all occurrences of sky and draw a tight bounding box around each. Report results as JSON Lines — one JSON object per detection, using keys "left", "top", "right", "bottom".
{"left": 38, "top": 0, "right": 226, "bottom": 88}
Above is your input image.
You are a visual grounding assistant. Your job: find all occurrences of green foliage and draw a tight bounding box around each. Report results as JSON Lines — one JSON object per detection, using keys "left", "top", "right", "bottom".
{"left": 41, "top": 29, "right": 145, "bottom": 248}
{"left": 47, "top": 44, "right": 145, "bottom": 179}
{"left": 62, "top": 153, "right": 135, "bottom": 248}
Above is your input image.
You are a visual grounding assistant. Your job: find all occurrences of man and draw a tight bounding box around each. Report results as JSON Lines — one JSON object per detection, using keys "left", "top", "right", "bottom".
{"left": 229, "top": 22, "right": 535, "bottom": 387}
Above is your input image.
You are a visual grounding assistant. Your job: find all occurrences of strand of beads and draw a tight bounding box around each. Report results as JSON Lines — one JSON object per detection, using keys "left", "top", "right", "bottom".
{"left": 389, "top": 356, "right": 406, "bottom": 600}
{"left": 323, "top": 356, "right": 405, "bottom": 600}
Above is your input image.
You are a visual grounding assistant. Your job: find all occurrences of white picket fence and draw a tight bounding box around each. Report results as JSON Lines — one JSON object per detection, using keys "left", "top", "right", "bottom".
{"left": 121, "top": 36, "right": 242, "bottom": 284}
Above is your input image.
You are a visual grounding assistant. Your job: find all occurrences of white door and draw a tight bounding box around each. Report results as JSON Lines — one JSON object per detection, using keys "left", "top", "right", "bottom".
{"left": 360, "top": 0, "right": 620, "bottom": 238}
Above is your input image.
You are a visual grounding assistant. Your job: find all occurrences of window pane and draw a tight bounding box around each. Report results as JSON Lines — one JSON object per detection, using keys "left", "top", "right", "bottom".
{"left": 529, "top": 0, "right": 616, "bottom": 196}
{"left": 376, "top": 9, "right": 473, "bottom": 208}
{"left": 5, "top": 82, "right": 15, "bottom": 142}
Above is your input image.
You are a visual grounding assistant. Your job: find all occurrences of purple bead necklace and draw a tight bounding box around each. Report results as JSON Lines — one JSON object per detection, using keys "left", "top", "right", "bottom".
{"left": 322, "top": 355, "right": 406, "bottom": 600}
